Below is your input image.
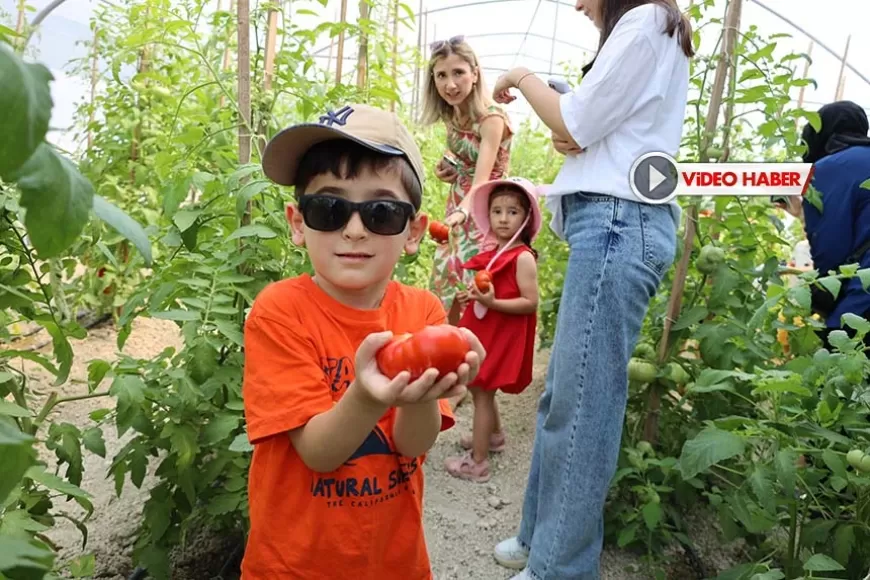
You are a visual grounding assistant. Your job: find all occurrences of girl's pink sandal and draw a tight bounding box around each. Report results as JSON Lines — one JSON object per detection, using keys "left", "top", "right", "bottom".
{"left": 444, "top": 452, "right": 491, "bottom": 483}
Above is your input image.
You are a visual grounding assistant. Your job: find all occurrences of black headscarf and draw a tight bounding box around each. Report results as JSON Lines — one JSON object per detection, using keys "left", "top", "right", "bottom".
{"left": 801, "top": 100, "right": 870, "bottom": 163}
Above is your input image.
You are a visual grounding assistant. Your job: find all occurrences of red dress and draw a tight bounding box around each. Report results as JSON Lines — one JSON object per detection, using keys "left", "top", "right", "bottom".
{"left": 458, "top": 245, "right": 536, "bottom": 394}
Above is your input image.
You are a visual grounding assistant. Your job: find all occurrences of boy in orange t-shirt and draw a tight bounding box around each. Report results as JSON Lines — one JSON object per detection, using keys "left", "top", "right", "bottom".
{"left": 241, "top": 103, "right": 485, "bottom": 579}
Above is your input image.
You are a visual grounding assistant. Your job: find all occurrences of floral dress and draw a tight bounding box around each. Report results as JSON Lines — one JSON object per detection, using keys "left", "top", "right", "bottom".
{"left": 429, "top": 105, "right": 513, "bottom": 310}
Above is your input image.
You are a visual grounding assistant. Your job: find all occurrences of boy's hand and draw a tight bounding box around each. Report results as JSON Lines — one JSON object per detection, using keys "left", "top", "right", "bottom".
{"left": 456, "top": 290, "right": 471, "bottom": 306}
{"left": 353, "top": 330, "right": 485, "bottom": 407}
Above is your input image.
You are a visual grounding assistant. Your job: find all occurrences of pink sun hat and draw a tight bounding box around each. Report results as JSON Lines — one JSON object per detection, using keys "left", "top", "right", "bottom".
{"left": 470, "top": 176, "right": 543, "bottom": 248}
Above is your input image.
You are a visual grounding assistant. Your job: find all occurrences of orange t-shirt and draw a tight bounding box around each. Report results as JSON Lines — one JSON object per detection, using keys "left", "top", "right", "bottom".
{"left": 241, "top": 274, "right": 454, "bottom": 580}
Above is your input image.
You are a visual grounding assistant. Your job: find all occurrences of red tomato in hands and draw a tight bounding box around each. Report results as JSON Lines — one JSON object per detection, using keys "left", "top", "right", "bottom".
{"left": 429, "top": 221, "right": 449, "bottom": 244}
{"left": 474, "top": 270, "right": 492, "bottom": 293}
{"left": 376, "top": 325, "right": 471, "bottom": 380}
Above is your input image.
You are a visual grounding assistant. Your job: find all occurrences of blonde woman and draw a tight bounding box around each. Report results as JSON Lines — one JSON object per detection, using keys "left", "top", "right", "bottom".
{"left": 421, "top": 36, "right": 513, "bottom": 334}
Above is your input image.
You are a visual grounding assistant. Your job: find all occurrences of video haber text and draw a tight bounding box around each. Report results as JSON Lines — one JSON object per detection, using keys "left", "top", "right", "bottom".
{"left": 682, "top": 170, "right": 803, "bottom": 188}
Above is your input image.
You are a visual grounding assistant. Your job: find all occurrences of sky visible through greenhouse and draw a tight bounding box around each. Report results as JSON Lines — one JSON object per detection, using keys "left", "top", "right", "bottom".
{"left": 3, "top": 0, "right": 869, "bottom": 155}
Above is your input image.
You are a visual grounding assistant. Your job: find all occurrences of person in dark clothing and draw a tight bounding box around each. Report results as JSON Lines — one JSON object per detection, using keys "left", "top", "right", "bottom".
{"left": 784, "top": 100, "right": 870, "bottom": 350}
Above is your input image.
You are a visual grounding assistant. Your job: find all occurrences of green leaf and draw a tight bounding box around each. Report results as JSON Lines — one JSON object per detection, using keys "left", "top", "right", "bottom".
{"left": 751, "top": 570, "right": 785, "bottom": 580}
{"left": 169, "top": 424, "right": 198, "bottom": 469}
{"left": 172, "top": 209, "right": 201, "bottom": 232}
{"left": 678, "top": 427, "right": 745, "bottom": 480}
{"left": 0, "top": 399, "right": 32, "bottom": 417}
{"left": 818, "top": 276, "right": 841, "bottom": 299}
{"left": 14, "top": 143, "right": 94, "bottom": 258}
{"left": 25, "top": 465, "right": 91, "bottom": 500}
{"left": 0, "top": 535, "right": 54, "bottom": 573}
{"left": 229, "top": 432, "right": 253, "bottom": 453}
{"left": 82, "top": 427, "right": 106, "bottom": 458}
{"left": 227, "top": 224, "right": 278, "bottom": 240}
{"left": 858, "top": 269, "right": 870, "bottom": 291}
{"left": 642, "top": 501, "right": 662, "bottom": 530}
{"left": 841, "top": 313, "right": 870, "bottom": 335}
{"left": 673, "top": 305, "right": 708, "bottom": 330}
{"left": 833, "top": 524, "right": 855, "bottom": 565}
{"left": 860, "top": 178, "right": 870, "bottom": 190}
{"left": 803, "top": 553, "right": 845, "bottom": 572}
{"left": 202, "top": 413, "right": 239, "bottom": 445}
{"left": 92, "top": 195, "right": 153, "bottom": 267}
{"left": 87, "top": 359, "right": 111, "bottom": 392}
{"left": 822, "top": 448, "right": 848, "bottom": 479}
{"left": 213, "top": 319, "right": 244, "bottom": 346}
{"left": 0, "top": 417, "right": 36, "bottom": 505}
{"left": 38, "top": 318, "right": 73, "bottom": 385}
{"left": 749, "top": 467, "right": 775, "bottom": 513}
{"left": 151, "top": 309, "right": 200, "bottom": 321}
{"left": 68, "top": 552, "right": 96, "bottom": 578}
{"left": 752, "top": 373, "right": 811, "bottom": 398}
{"left": 0, "top": 44, "right": 53, "bottom": 180}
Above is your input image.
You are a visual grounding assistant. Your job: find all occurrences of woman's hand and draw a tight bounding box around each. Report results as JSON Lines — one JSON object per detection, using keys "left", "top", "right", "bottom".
{"left": 551, "top": 131, "right": 583, "bottom": 156}
{"left": 444, "top": 208, "right": 467, "bottom": 228}
{"left": 434, "top": 159, "right": 458, "bottom": 183}
{"left": 493, "top": 67, "right": 530, "bottom": 104}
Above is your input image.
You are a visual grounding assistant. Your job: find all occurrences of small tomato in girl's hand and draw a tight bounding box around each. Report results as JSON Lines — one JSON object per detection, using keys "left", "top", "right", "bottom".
{"left": 429, "top": 221, "right": 450, "bottom": 244}
{"left": 474, "top": 270, "right": 492, "bottom": 293}
{"left": 376, "top": 325, "right": 471, "bottom": 380}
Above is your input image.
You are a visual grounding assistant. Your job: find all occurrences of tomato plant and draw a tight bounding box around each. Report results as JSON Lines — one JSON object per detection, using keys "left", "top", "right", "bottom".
{"left": 376, "top": 325, "right": 470, "bottom": 380}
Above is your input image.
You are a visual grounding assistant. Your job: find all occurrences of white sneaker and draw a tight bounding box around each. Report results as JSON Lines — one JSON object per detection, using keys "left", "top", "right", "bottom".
{"left": 509, "top": 570, "right": 533, "bottom": 580}
{"left": 493, "top": 537, "right": 530, "bottom": 570}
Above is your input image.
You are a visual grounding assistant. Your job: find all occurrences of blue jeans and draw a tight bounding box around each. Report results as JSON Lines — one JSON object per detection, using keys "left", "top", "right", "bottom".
{"left": 517, "top": 192, "right": 679, "bottom": 579}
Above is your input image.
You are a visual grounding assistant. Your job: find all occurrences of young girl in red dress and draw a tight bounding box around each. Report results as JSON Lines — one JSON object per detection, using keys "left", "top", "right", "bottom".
{"left": 444, "top": 177, "right": 541, "bottom": 483}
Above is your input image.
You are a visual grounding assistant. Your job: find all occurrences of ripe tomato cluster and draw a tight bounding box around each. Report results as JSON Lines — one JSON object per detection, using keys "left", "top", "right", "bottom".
{"left": 376, "top": 325, "right": 470, "bottom": 380}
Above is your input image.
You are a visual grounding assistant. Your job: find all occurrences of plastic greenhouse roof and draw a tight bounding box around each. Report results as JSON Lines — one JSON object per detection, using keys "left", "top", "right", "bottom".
{"left": 3, "top": 0, "right": 869, "bottom": 153}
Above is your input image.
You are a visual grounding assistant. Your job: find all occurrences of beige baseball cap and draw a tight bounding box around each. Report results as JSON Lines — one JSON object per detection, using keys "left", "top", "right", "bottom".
{"left": 262, "top": 103, "right": 425, "bottom": 195}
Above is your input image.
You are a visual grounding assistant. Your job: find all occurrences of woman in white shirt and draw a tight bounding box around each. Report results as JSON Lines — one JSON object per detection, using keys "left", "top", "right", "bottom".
{"left": 487, "top": 1, "right": 694, "bottom": 579}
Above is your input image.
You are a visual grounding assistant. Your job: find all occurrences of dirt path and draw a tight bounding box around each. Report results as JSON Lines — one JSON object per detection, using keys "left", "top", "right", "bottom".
{"left": 13, "top": 317, "right": 733, "bottom": 579}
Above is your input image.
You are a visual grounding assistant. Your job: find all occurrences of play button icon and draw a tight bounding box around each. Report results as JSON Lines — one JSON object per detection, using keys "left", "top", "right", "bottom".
{"left": 630, "top": 152, "right": 679, "bottom": 203}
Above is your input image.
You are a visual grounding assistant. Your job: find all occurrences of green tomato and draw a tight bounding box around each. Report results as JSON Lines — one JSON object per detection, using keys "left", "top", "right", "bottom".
{"left": 628, "top": 358, "right": 658, "bottom": 384}
{"left": 665, "top": 362, "right": 691, "bottom": 385}
{"left": 696, "top": 244, "right": 725, "bottom": 274}
{"left": 636, "top": 441, "right": 654, "bottom": 455}
{"left": 633, "top": 342, "right": 657, "bottom": 361}
{"left": 859, "top": 455, "right": 870, "bottom": 474}
{"left": 846, "top": 449, "right": 865, "bottom": 469}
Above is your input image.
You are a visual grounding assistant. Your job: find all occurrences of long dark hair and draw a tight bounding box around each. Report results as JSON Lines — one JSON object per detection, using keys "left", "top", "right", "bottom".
{"left": 582, "top": 0, "right": 695, "bottom": 76}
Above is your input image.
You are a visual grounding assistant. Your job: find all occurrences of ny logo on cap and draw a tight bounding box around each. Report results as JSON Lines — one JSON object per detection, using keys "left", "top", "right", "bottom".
{"left": 319, "top": 105, "right": 354, "bottom": 127}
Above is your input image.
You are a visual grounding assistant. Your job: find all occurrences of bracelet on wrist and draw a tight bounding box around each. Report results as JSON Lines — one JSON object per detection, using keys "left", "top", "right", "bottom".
{"left": 516, "top": 71, "right": 535, "bottom": 89}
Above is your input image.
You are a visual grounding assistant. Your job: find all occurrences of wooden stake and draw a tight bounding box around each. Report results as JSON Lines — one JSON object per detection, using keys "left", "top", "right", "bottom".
{"left": 263, "top": 6, "right": 279, "bottom": 92}
{"left": 797, "top": 40, "right": 813, "bottom": 109}
{"left": 643, "top": 0, "right": 743, "bottom": 445}
{"left": 835, "top": 35, "right": 851, "bottom": 100}
{"left": 356, "top": 0, "right": 369, "bottom": 89}
{"left": 87, "top": 26, "right": 99, "bottom": 150}
{"left": 411, "top": 0, "right": 422, "bottom": 117}
{"left": 335, "top": 0, "right": 348, "bottom": 86}
{"left": 237, "top": 0, "right": 252, "bottom": 213}
{"left": 390, "top": 0, "right": 398, "bottom": 111}
{"left": 220, "top": 0, "right": 235, "bottom": 107}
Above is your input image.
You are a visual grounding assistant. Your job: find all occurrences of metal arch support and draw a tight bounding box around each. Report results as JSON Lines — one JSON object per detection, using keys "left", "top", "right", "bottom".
{"left": 746, "top": 0, "right": 870, "bottom": 90}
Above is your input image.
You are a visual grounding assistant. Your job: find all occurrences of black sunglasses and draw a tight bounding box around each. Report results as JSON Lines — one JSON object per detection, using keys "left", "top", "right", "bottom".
{"left": 429, "top": 35, "right": 465, "bottom": 53}
{"left": 297, "top": 194, "right": 415, "bottom": 236}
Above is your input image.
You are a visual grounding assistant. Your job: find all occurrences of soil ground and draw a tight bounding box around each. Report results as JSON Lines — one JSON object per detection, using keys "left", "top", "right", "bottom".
{"left": 10, "top": 317, "right": 745, "bottom": 579}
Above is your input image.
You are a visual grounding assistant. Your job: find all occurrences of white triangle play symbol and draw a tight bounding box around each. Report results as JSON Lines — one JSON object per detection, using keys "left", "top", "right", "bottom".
{"left": 649, "top": 164, "right": 666, "bottom": 191}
